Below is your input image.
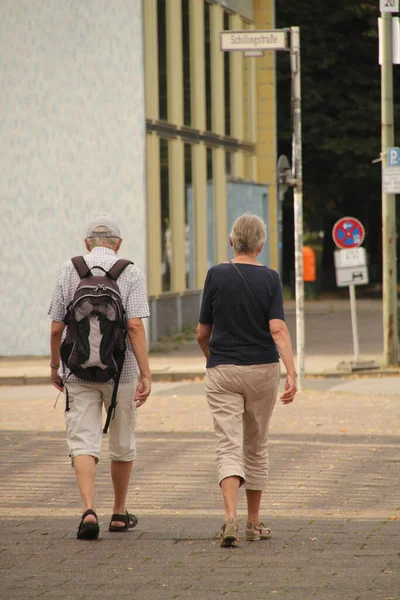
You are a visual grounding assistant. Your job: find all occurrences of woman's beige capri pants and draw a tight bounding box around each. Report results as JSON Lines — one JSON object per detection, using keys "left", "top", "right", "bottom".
{"left": 205, "top": 362, "right": 280, "bottom": 490}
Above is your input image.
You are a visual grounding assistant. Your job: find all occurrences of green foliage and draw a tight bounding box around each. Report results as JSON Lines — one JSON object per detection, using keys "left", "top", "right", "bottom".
{"left": 276, "top": 0, "right": 399, "bottom": 272}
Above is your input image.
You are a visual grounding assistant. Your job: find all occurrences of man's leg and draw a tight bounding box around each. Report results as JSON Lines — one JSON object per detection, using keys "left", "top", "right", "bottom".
{"left": 103, "top": 381, "right": 138, "bottom": 528}
{"left": 110, "top": 460, "right": 133, "bottom": 527}
{"left": 65, "top": 383, "right": 103, "bottom": 537}
{"left": 73, "top": 455, "right": 97, "bottom": 524}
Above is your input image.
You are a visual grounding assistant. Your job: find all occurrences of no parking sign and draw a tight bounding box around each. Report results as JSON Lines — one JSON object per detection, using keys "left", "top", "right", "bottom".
{"left": 332, "top": 217, "right": 365, "bottom": 250}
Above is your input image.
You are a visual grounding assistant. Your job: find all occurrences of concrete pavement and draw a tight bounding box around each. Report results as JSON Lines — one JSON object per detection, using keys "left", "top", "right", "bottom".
{"left": 1, "top": 378, "right": 400, "bottom": 599}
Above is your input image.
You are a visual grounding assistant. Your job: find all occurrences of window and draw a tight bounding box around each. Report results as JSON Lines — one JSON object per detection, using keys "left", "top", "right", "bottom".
{"left": 160, "top": 138, "right": 170, "bottom": 291}
{"left": 184, "top": 143, "right": 194, "bottom": 288}
{"left": 207, "top": 147, "right": 214, "bottom": 267}
{"left": 182, "top": 0, "right": 191, "bottom": 127}
{"left": 224, "top": 12, "right": 231, "bottom": 136}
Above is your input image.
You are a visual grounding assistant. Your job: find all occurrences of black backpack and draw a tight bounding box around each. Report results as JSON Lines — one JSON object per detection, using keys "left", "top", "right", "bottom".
{"left": 61, "top": 256, "right": 133, "bottom": 433}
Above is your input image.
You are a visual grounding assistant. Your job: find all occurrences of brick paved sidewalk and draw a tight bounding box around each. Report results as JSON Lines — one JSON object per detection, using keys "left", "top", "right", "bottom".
{"left": 0, "top": 381, "right": 399, "bottom": 600}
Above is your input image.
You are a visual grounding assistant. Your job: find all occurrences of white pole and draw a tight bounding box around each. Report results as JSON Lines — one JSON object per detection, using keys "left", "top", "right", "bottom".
{"left": 291, "top": 27, "right": 305, "bottom": 390}
{"left": 349, "top": 284, "right": 360, "bottom": 362}
{"left": 380, "top": 10, "right": 399, "bottom": 366}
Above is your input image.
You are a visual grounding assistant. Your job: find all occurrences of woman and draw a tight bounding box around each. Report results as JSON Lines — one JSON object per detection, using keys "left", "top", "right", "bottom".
{"left": 196, "top": 213, "right": 296, "bottom": 548}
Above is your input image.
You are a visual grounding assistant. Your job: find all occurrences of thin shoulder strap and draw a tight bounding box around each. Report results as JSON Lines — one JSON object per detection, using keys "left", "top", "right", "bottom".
{"left": 229, "top": 260, "right": 265, "bottom": 318}
{"left": 107, "top": 259, "right": 133, "bottom": 281}
{"left": 71, "top": 256, "right": 91, "bottom": 279}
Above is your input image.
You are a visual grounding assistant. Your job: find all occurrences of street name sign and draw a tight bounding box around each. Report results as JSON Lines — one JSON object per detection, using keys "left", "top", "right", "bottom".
{"left": 382, "top": 166, "right": 400, "bottom": 193}
{"left": 220, "top": 30, "right": 287, "bottom": 52}
{"left": 380, "top": 0, "right": 399, "bottom": 12}
{"left": 332, "top": 217, "right": 365, "bottom": 249}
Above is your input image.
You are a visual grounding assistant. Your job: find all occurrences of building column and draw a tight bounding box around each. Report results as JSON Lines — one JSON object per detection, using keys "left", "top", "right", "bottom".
{"left": 247, "top": 33, "right": 258, "bottom": 182}
{"left": 230, "top": 14, "right": 245, "bottom": 179}
{"left": 189, "top": 0, "right": 207, "bottom": 287}
{"left": 211, "top": 2, "right": 227, "bottom": 264}
{"left": 144, "top": 0, "right": 162, "bottom": 295}
{"left": 166, "top": 0, "right": 186, "bottom": 291}
{"left": 254, "top": 0, "right": 278, "bottom": 270}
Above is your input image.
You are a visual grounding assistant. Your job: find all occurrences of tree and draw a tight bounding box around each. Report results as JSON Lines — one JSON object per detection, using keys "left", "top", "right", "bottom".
{"left": 276, "top": 1, "right": 398, "bottom": 288}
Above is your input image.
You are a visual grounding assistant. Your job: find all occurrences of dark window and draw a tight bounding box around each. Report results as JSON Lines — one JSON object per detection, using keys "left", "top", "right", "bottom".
{"left": 157, "top": 0, "right": 168, "bottom": 121}
{"left": 224, "top": 12, "right": 231, "bottom": 136}
{"left": 184, "top": 144, "right": 194, "bottom": 288}
{"left": 207, "top": 147, "right": 214, "bottom": 267}
{"left": 182, "top": 0, "right": 191, "bottom": 127}
{"left": 226, "top": 151, "right": 232, "bottom": 177}
{"left": 160, "top": 139, "right": 170, "bottom": 291}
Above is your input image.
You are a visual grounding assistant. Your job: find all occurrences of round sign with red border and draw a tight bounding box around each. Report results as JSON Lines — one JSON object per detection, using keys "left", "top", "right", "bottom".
{"left": 332, "top": 217, "right": 365, "bottom": 249}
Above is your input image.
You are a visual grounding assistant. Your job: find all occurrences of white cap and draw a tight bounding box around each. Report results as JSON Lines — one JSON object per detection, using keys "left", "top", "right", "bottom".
{"left": 86, "top": 215, "right": 121, "bottom": 238}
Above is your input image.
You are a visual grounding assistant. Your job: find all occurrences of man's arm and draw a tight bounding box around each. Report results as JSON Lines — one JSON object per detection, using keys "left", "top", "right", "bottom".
{"left": 269, "top": 318, "right": 297, "bottom": 404}
{"left": 50, "top": 320, "right": 65, "bottom": 390}
{"left": 196, "top": 323, "right": 212, "bottom": 359}
{"left": 126, "top": 317, "right": 151, "bottom": 407}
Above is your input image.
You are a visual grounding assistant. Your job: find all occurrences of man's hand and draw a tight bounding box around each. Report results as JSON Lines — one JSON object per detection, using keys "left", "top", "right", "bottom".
{"left": 134, "top": 377, "right": 151, "bottom": 407}
{"left": 280, "top": 374, "right": 296, "bottom": 405}
{"left": 50, "top": 367, "right": 64, "bottom": 391}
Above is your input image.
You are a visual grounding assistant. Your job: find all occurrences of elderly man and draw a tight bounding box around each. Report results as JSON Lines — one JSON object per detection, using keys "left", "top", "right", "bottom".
{"left": 48, "top": 216, "right": 151, "bottom": 540}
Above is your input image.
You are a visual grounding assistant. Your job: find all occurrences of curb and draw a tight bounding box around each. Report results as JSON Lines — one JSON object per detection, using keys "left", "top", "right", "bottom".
{"left": 1, "top": 369, "right": 400, "bottom": 386}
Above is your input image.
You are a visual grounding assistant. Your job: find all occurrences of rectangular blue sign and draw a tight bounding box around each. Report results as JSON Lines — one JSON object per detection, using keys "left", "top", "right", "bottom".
{"left": 387, "top": 147, "right": 400, "bottom": 167}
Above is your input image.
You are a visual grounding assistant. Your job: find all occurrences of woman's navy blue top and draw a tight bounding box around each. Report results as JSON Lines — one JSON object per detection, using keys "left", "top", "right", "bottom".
{"left": 199, "top": 263, "right": 285, "bottom": 368}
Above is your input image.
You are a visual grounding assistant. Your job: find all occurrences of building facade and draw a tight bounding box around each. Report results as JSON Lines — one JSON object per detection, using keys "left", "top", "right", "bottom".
{"left": 0, "top": 0, "right": 147, "bottom": 356}
{"left": 145, "top": 0, "right": 278, "bottom": 340}
{"left": 0, "top": 0, "right": 277, "bottom": 355}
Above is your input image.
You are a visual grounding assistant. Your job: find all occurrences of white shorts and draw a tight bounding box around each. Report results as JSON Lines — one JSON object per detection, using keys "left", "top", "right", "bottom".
{"left": 65, "top": 380, "right": 138, "bottom": 463}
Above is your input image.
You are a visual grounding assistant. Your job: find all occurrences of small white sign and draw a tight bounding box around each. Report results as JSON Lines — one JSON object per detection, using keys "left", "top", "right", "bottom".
{"left": 380, "top": 0, "right": 399, "bottom": 12}
{"left": 336, "top": 266, "right": 369, "bottom": 288}
{"left": 220, "top": 30, "right": 287, "bottom": 52}
{"left": 383, "top": 166, "right": 400, "bottom": 193}
{"left": 334, "top": 248, "right": 367, "bottom": 269}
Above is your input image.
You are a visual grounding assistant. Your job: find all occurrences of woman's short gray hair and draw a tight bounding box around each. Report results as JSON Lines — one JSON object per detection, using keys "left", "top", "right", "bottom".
{"left": 230, "top": 213, "right": 267, "bottom": 254}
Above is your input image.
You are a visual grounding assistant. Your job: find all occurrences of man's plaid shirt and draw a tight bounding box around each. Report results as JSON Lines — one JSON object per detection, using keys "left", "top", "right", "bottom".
{"left": 48, "top": 247, "right": 150, "bottom": 384}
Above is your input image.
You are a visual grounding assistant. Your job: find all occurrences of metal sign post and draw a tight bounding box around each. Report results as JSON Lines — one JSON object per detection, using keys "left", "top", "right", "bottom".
{"left": 379, "top": 5, "right": 399, "bottom": 366}
{"left": 220, "top": 27, "right": 305, "bottom": 391}
{"left": 290, "top": 27, "right": 305, "bottom": 390}
{"left": 349, "top": 285, "right": 360, "bottom": 362}
{"left": 333, "top": 229, "right": 378, "bottom": 372}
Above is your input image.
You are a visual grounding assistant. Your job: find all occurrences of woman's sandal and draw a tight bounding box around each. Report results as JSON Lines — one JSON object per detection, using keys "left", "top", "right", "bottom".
{"left": 108, "top": 511, "right": 138, "bottom": 532}
{"left": 77, "top": 509, "right": 100, "bottom": 540}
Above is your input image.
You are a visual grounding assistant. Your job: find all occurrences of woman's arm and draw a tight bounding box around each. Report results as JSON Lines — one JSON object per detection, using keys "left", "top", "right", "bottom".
{"left": 269, "top": 318, "right": 297, "bottom": 404}
{"left": 196, "top": 323, "right": 212, "bottom": 359}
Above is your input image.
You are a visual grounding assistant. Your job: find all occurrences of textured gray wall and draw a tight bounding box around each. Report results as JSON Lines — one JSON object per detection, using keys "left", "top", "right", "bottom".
{"left": 216, "top": 0, "right": 253, "bottom": 21}
{"left": 0, "top": 0, "right": 146, "bottom": 356}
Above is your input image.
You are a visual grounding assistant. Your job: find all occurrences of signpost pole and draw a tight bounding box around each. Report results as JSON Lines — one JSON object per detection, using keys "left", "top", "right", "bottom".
{"left": 380, "top": 8, "right": 399, "bottom": 366}
{"left": 349, "top": 284, "right": 360, "bottom": 362}
{"left": 291, "top": 27, "right": 305, "bottom": 390}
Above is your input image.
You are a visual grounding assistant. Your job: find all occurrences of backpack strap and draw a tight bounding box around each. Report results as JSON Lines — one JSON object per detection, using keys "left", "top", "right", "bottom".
{"left": 107, "top": 259, "right": 133, "bottom": 281}
{"left": 71, "top": 256, "right": 92, "bottom": 279}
